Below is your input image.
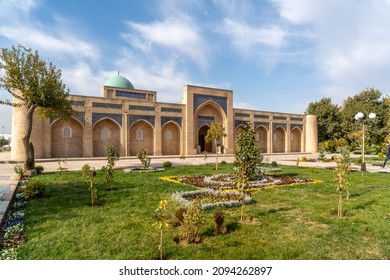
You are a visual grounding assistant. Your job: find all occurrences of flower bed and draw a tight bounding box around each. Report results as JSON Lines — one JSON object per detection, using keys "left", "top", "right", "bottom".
{"left": 161, "top": 173, "right": 321, "bottom": 191}
{"left": 172, "top": 189, "right": 253, "bottom": 210}
{"left": 0, "top": 180, "right": 28, "bottom": 260}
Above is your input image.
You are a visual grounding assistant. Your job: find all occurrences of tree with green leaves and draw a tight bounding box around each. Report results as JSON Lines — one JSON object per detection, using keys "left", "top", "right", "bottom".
{"left": 234, "top": 122, "right": 262, "bottom": 221}
{"left": 205, "top": 121, "right": 227, "bottom": 170}
{"left": 305, "top": 97, "right": 342, "bottom": 143}
{"left": 0, "top": 45, "right": 73, "bottom": 170}
{"left": 81, "top": 163, "right": 97, "bottom": 206}
{"left": 340, "top": 88, "right": 389, "bottom": 146}
{"left": 101, "top": 145, "right": 120, "bottom": 191}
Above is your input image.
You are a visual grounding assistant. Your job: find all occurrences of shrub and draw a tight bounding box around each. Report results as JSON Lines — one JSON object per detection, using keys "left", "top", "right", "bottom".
{"left": 81, "top": 164, "right": 97, "bottom": 206}
{"left": 175, "top": 207, "right": 187, "bottom": 225}
{"left": 181, "top": 200, "right": 204, "bottom": 244}
{"left": 271, "top": 161, "right": 278, "bottom": 167}
{"left": 137, "top": 148, "right": 151, "bottom": 169}
{"left": 220, "top": 160, "right": 227, "bottom": 165}
{"left": 378, "top": 152, "right": 384, "bottom": 158}
{"left": 35, "top": 165, "right": 44, "bottom": 174}
{"left": 23, "top": 181, "right": 45, "bottom": 200}
{"left": 163, "top": 161, "right": 172, "bottom": 168}
{"left": 300, "top": 156, "right": 307, "bottom": 162}
{"left": 14, "top": 165, "right": 24, "bottom": 177}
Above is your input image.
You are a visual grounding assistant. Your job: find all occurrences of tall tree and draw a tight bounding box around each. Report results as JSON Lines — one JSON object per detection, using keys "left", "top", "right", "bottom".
{"left": 305, "top": 97, "right": 342, "bottom": 143}
{"left": 205, "top": 121, "right": 226, "bottom": 170}
{"left": 340, "top": 88, "right": 389, "bottom": 145}
{"left": 0, "top": 45, "right": 73, "bottom": 170}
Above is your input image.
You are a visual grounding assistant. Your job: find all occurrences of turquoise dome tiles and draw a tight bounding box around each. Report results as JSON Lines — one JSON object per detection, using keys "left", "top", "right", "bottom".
{"left": 104, "top": 74, "right": 134, "bottom": 90}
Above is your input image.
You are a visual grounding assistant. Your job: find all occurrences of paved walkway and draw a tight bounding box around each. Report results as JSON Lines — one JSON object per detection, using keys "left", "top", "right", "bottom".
{"left": 0, "top": 151, "right": 389, "bottom": 226}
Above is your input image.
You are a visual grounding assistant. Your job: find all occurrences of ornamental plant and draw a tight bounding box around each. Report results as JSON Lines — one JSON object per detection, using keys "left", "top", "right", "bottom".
{"left": 81, "top": 163, "right": 97, "bottom": 206}
{"left": 205, "top": 121, "right": 226, "bottom": 170}
{"left": 334, "top": 150, "right": 351, "bottom": 218}
{"left": 181, "top": 200, "right": 204, "bottom": 244}
{"left": 137, "top": 148, "right": 151, "bottom": 169}
{"left": 23, "top": 180, "right": 45, "bottom": 200}
{"left": 152, "top": 200, "right": 169, "bottom": 260}
{"left": 101, "top": 145, "right": 119, "bottom": 191}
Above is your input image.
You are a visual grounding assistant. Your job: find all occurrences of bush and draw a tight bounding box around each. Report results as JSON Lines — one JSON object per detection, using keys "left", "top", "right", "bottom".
{"left": 175, "top": 207, "right": 187, "bottom": 225}
{"left": 220, "top": 160, "right": 227, "bottom": 165}
{"left": 163, "top": 161, "right": 172, "bottom": 168}
{"left": 300, "top": 156, "right": 307, "bottom": 162}
{"left": 378, "top": 152, "right": 384, "bottom": 158}
{"left": 271, "top": 161, "right": 278, "bottom": 167}
{"left": 35, "top": 165, "right": 44, "bottom": 174}
{"left": 23, "top": 181, "right": 45, "bottom": 200}
{"left": 14, "top": 165, "right": 24, "bottom": 177}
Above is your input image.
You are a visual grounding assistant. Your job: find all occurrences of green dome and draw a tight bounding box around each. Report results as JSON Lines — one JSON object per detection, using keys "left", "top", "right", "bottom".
{"left": 104, "top": 74, "right": 134, "bottom": 89}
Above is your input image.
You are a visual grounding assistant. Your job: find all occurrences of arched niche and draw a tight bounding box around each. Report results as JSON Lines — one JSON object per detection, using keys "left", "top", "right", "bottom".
{"left": 51, "top": 118, "right": 83, "bottom": 158}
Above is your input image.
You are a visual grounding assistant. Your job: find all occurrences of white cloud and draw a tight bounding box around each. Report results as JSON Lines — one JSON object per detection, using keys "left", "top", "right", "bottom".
{"left": 272, "top": 0, "right": 390, "bottom": 101}
{"left": 124, "top": 16, "right": 210, "bottom": 70}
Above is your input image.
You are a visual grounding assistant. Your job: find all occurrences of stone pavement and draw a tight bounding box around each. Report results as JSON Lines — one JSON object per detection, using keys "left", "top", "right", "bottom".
{"left": 0, "top": 151, "right": 389, "bottom": 227}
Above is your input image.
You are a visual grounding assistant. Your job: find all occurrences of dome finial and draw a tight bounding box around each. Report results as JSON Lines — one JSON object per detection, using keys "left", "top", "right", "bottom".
{"left": 117, "top": 69, "right": 120, "bottom": 75}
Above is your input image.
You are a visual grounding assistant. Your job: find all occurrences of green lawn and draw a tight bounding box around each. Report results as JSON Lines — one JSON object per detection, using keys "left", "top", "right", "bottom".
{"left": 18, "top": 164, "right": 390, "bottom": 260}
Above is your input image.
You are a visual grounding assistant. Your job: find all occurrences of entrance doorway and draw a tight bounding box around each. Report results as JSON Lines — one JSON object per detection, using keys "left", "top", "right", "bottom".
{"left": 198, "top": 125, "right": 212, "bottom": 152}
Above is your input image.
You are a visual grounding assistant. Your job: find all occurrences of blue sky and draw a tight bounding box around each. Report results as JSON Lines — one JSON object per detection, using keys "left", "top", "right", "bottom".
{"left": 1, "top": 0, "right": 390, "bottom": 134}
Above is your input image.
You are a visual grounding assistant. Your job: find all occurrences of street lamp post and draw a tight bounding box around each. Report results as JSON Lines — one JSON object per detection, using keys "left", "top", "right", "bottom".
{"left": 354, "top": 112, "right": 376, "bottom": 171}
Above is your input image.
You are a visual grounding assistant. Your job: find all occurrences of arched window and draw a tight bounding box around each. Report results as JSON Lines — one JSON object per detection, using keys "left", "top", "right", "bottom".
{"left": 164, "top": 130, "right": 172, "bottom": 141}
{"left": 255, "top": 132, "right": 259, "bottom": 141}
{"left": 62, "top": 126, "right": 72, "bottom": 139}
{"left": 136, "top": 128, "right": 143, "bottom": 140}
{"left": 101, "top": 127, "right": 111, "bottom": 139}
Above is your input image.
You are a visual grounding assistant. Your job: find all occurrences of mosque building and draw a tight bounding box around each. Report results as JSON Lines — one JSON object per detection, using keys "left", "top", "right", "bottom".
{"left": 10, "top": 74, "right": 318, "bottom": 160}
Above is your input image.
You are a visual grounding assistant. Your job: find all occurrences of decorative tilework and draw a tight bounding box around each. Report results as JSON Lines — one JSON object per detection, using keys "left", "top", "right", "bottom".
{"left": 235, "top": 112, "right": 250, "bottom": 118}
{"left": 272, "top": 123, "right": 287, "bottom": 131}
{"left": 92, "top": 102, "right": 122, "bottom": 109}
{"left": 255, "top": 114, "right": 270, "bottom": 119}
{"left": 290, "top": 124, "right": 303, "bottom": 131}
{"left": 116, "top": 90, "right": 146, "bottom": 99}
{"left": 273, "top": 116, "right": 287, "bottom": 120}
{"left": 161, "top": 107, "right": 182, "bottom": 113}
{"left": 129, "top": 105, "right": 155, "bottom": 111}
{"left": 194, "top": 94, "right": 228, "bottom": 115}
{"left": 291, "top": 117, "right": 303, "bottom": 122}
{"left": 50, "top": 111, "right": 86, "bottom": 126}
{"left": 235, "top": 120, "right": 249, "bottom": 128}
{"left": 92, "top": 113, "right": 122, "bottom": 127}
{"left": 161, "top": 116, "right": 182, "bottom": 128}
{"left": 71, "top": 101, "right": 85, "bottom": 107}
{"left": 254, "top": 122, "right": 269, "bottom": 130}
{"left": 128, "top": 115, "right": 155, "bottom": 128}
{"left": 198, "top": 116, "right": 214, "bottom": 128}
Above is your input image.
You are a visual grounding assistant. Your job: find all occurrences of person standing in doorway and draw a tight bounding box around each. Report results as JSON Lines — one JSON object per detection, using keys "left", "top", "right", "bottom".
{"left": 383, "top": 143, "right": 390, "bottom": 168}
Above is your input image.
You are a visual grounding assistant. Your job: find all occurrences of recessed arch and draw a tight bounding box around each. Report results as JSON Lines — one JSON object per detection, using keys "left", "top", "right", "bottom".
{"left": 93, "top": 118, "right": 121, "bottom": 157}
{"left": 273, "top": 126, "right": 286, "bottom": 153}
{"left": 129, "top": 120, "right": 154, "bottom": 156}
{"left": 194, "top": 101, "right": 225, "bottom": 154}
{"left": 290, "top": 127, "right": 302, "bottom": 152}
{"left": 51, "top": 118, "right": 83, "bottom": 158}
{"left": 161, "top": 121, "right": 181, "bottom": 155}
{"left": 255, "top": 125, "right": 268, "bottom": 153}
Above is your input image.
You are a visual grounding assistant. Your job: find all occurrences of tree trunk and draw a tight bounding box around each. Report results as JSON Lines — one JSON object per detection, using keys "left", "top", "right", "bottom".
{"left": 23, "top": 104, "right": 38, "bottom": 170}
{"left": 215, "top": 139, "right": 218, "bottom": 170}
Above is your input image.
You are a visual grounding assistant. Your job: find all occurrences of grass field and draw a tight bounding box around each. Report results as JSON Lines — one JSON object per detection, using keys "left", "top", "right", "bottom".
{"left": 17, "top": 163, "right": 390, "bottom": 260}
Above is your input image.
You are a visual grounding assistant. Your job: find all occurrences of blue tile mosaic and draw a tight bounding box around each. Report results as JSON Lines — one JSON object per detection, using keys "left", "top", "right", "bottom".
{"left": 161, "top": 107, "right": 182, "bottom": 113}
{"left": 194, "top": 94, "right": 228, "bottom": 116}
{"left": 235, "top": 120, "right": 250, "bottom": 128}
{"left": 254, "top": 114, "right": 270, "bottom": 119}
{"left": 290, "top": 124, "right": 303, "bottom": 131}
{"left": 71, "top": 101, "right": 85, "bottom": 107}
{"left": 254, "top": 122, "right": 269, "bottom": 130}
{"left": 129, "top": 105, "right": 155, "bottom": 111}
{"left": 116, "top": 90, "right": 147, "bottom": 99}
{"left": 92, "top": 102, "right": 122, "bottom": 109}
{"left": 161, "top": 116, "right": 182, "bottom": 128}
{"left": 291, "top": 117, "right": 304, "bottom": 122}
{"left": 92, "top": 113, "right": 122, "bottom": 127}
{"left": 50, "top": 111, "right": 85, "bottom": 126}
{"left": 198, "top": 115, "right": 215, "bottom": 128}
{"left": 128, "top": 115, "right": 155, "bottom": 128}
{"left": 273, "top": 116, "right": 287, "bottom": 120}
{"left": 272, "top": 123, "right": 287, "bottom": 131}
{"left": 235, "top": 112, "right": 250, "bottom": 118}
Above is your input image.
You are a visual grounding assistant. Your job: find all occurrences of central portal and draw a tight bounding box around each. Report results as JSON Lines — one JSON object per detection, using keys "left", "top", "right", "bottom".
{"left": 198, "top": 125, "right": 212, "bottom": 152}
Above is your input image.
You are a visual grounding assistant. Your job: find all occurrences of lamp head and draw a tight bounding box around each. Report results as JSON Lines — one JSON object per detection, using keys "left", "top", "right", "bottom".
{"left": 354, "top": 112, "right": 364, "bottom": 120}
{"left": 368, "top": 113, "right": 376, "bottom": 119}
